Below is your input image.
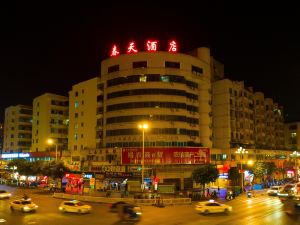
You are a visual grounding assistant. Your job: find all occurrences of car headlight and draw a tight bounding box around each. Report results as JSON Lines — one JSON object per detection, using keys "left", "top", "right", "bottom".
{"left": 59, "top": 207, "right": 63, "bottom": 210}
{"left": 23, "top": 206, "right": 30, "bottom": 210}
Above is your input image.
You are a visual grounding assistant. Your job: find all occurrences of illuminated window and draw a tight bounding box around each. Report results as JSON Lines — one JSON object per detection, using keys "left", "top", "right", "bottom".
{"left": 74, "top": 134, "right": 78, "bottom": 140}
{"left": 140, "top": 75, "right": 147, "bottom": 82}
{"left": 161, "top": 76, "right": 170, "bottom": 82}
{"left": 75, "top": 101, "right": 79, "bottom": 108}
{"left": 74, "top": 123, "right": 78, "bottom": 129}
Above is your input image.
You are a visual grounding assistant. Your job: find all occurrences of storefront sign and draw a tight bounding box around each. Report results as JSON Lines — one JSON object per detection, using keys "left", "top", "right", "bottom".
{"left": 1, "top": 153, "right": 30, "bottom": 159}
{"left": 121, "top": 147, "right": 210, "bottom": 165}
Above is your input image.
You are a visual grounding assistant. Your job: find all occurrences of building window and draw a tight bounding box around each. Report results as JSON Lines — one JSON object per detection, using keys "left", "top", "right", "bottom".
{"left": 81, "top": 122, "right": 84, "bottom": 127}
{"left": 75, "top": 101, "right": 79, "bottom": 108}
{"left": 133, "top": 61, "right": 147, "bottom": 68}
{"left": 140, "top": 75, "right": 147, "bottom": 82}
{"left": 36, "top": 139, "right": 38, "bottom": 143}
{"left": 81, "top": 134, "right": 84, "bottom": 138}
{"left": 108, "top": 65, "right": 119, "bottom": 73}
{"left": 11, "top": 134, "right": 14, "bottom": 138}
{"left": 75, "top": 134, "right": 78, "bottom": 140}
{"left": 81, "top": 145, "right": 83, "bottom": 150}
{"left": 11, "top": 119, "right": 14, "bottom": 123}
{"left": 75, "top": 113, "right": 78, "bottom": 118}
{"left": 37, "top": 120, "right": 39, "bottom": 125}
{"left": 37, "top": 103, "right": 39, "bottom": 107}
{"left": 82, "top": 89, "right": 84, "bottom": 94}
{"left": 11, "top": 127, "right": 14, "bottom": 130}
{"left": 75, "top": 91, "right": 78, "bottom": 97}
{"left": 165, "top": 61, "right": 180, "bottom": 69}
{"left": 75, "top": 123, "right": 78, "bottom": 129}
{"left": 82, "top": 100, "right": 84, "bottom": 105}
{"left": 37, "top": 112, "right": 39, "bottom": 116}
{"left": 74, "top": 145, "right": 77, "bottom": 150}
{"left": 191, "top": 65, "right": 203, "bottom": 75}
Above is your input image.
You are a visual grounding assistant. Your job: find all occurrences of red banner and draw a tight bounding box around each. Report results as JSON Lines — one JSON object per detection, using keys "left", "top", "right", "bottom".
{"left": 121, "top": 147, "right": 210, "bottom": 165}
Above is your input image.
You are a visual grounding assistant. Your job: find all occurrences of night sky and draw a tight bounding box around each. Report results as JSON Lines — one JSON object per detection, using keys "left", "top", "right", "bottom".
{"left": 1, "top": 4, "right": 300, "bottom": 122}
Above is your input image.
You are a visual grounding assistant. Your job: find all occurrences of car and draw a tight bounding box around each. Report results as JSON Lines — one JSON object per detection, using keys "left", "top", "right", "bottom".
{"left": 108, "top": 201, "right": 128, "bottom": 212}
{"left": 0, "top": 190, "right": 12, "bottom": 199}
{"left": 10, "top": 200, "right": 38, "bottom": 212}
{"left": 58, "top": 200, "right": 91, "bottom": 214}
{"left": 195, "top": 200, "right": 232, "bottom": 214}
{"left": 267, "top": 186, "right": 282, "bottom": 196}
{"left": 282, "top": 195, "right": 300, "bottom": 215}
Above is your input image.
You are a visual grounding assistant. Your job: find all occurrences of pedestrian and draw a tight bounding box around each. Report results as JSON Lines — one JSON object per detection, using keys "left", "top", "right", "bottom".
{"left": 206, "top": 188, "right": 210, "bottom": 197}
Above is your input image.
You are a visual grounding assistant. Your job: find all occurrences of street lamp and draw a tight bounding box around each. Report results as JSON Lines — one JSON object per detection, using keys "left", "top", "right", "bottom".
{"left": 138, "top": 123, "right": 148, "bottom": 191}
{"left": 235, "top": 147, "right": 248, "bottom": 192}
{"left": 290, "top": 151, "right": 300, "bottom": 182}
{"left": 47, "top": 138, "right": 58, "bottom": 162}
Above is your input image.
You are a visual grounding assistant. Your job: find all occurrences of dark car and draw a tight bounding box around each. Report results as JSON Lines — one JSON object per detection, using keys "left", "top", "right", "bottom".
{"left": 108, "top": 201, "right": 127, "bottom": 212}
{"left": 283, "top": 195, "right": 300, "bottom": 215}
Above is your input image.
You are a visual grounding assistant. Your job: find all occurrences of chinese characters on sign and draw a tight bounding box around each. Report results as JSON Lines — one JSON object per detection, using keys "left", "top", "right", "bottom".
{"left": 110, "top": 40, "right": 178, "bottom": 56}
{"left": 127, "top": 42, "right": 138, "bottom": 53}
{"left": 121, "top": 147, "right": 210, "bottom": 165}
{"left": 110, "top": 45, "right": 120, "bottom": 57}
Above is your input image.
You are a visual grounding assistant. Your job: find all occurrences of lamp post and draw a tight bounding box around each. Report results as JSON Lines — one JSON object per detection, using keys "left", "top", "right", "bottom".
{"left": 138, "top": 123, "right": 148, "bottom": 191}
{"left": 235, "top": 147, "right": 248, "bottom": 192}
{"left": 47, "top": 138, "right": 58, "bottom": 162}
{"left": 290, "top": 151, "right": 300, "bottom": 182}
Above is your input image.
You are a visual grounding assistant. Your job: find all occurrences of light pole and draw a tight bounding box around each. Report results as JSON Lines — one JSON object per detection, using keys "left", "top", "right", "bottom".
{"left": 47, "top": 138, "right": 58, "bottom": 161}
{"left": 290, "top": 151, "right": 300, "bottom": 182}
{"left": 235, "top": 147, "right": 248, "bottom": 192}
{"left": 138, "top": 123, "right": 148, "bottom": 191}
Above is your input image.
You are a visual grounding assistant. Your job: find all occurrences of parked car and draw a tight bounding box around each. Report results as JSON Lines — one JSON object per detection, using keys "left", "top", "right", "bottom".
{"left": 58, "top": 200, "right": 91, "bottom": 214}
{"left": 10, "top": 199, "right": 38, "bottom": 212}
{"left": 267, "top": 186, "right": 282, "bottom": 196}
{"left": 0, "top": 190, "right": 11, "bottom": 199}
{"left": 195, "top": 200, "right": 232, "bottom": 214}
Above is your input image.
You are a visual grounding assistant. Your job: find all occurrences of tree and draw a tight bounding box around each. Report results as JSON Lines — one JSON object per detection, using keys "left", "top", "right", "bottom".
{"left": 252, "top": 162, "right": 266, "bottom": 181}
{"left": 7, "top": 159, "right": 31, "bottom": 176}
{"left": 265, "top": 162, "right": 277, "bottom": 181}
{"left": 42, "top": 161, "right": 69, "bottom": 179}
{"left": 192, "top": 165, "right": 218, "bottom": 197}
{"left": 228, "top": 167, "right": 240, "bottom": 186}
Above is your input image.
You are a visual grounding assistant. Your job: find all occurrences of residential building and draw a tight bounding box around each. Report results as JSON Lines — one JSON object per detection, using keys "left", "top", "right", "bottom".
{"left": 285, "top": 121, "right": 300, "bottom": 150}
{"left": 212, "top": 79, "right": 285, "bottom": 150}
{"left": 68, "top": 77, "right": 100, "bottom": 162}
{"left": 3, "top": 105, "right": 32, "bottom": 153}
{"left": 0, "top": 123, "right": 3, "bottom": 154}
{"left": 32, "top": 93, "right": 68, "bottom": 153}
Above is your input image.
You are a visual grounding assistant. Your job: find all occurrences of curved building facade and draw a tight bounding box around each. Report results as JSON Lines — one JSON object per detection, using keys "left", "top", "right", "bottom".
{"left": 100, "top": 48, "right": 212, "bottom": 149}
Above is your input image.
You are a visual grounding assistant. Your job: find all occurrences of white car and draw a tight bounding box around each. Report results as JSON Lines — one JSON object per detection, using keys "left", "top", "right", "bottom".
{"left": 267, "top": 186, "right": 282, "bottom": 196}
{"left": 10, "top": 200, "right": 38, "bottom": 212}
{"left": 195, "top": 200, "right": 232, "bottom": 214}
{"left": 0, "top": 190, "right": 11, "bottom": 199}
{"left": 59, "top": 200, "right": 91, "bottom": 214}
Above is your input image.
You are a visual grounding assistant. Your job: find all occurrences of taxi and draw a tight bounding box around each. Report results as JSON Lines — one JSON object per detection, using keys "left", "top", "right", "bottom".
{"left": 58, "top": 200, "right": 91, "bottom": 214}
{"left": 195, "top": 200, "right": 232, "bottom": 214}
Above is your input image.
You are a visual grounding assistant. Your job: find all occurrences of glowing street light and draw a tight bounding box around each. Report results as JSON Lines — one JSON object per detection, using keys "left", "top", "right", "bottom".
{"left": 47, "top": 138, "right": 58, "bottom": 162}
{"left": 290, "top": 151, "right": 300, "bottom": 181}
{"left": 235, "top": 147, "right": 248, "bottom": 192}
{"left": 138, "top": 123, "right": 148, "bottom": 191}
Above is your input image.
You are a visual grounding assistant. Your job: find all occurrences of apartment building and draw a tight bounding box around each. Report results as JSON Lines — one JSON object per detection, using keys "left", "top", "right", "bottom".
{"left": 212, "top": 79, "right": 285, "bottom": 150}
{"left": 32, "top": 93, "right": 68, "bottom": 153}
{"left": 68, "top": 77, "right": 100, "bottom": 162}
{"left": 3, "top": 105, "right": 32, "bottom": 153}
{"left": 285, "top": 121, "right": 300, "bottom": 150}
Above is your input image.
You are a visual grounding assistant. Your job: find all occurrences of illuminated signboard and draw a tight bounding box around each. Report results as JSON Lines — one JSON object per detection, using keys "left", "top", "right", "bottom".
{"left": 110, "top": 40, "right": 178, "bottom": 56}
{"left": 1, "top": 153, "right": 30, "bottom": 159}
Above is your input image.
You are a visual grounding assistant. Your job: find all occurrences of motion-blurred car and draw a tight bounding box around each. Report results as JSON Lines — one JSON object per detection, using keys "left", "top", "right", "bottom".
{"left": 267, "top": 186, "right": 282, "bottom": 196}
{"left": 0, "top": 190, "right": 11, "bottom": 199}
{"left": 108, "top": 201, "right": 127, "bottom": 212}
{"left": 195, "top": 200, "right": 232, "bottom": 214}
{"left": 282, "top": 195, "right": 300, "bottom": 215}
{"left": 58, "top": 200, "right": 91, "bottom": 214}
{"left": 10, "top": 199, "right": 38, "bottom": 212}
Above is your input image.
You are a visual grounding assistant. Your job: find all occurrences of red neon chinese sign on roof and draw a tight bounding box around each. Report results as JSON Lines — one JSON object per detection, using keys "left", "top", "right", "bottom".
{"left": 127, "top": 42, "right": 138, "bottom": 53}
{"left": 168, "top": 40, "right": 177, "bottom": 53}
{"left": 110, "top": 45, "right": 120, "bottom": 57}
{"left": 109, "top": 39, "right": 179, "bottom": 57}
{"left": 146, "top": 40, "right": 158, "bottom": 52}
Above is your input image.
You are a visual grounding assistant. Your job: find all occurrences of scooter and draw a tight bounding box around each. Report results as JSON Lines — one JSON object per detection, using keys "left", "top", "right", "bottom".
{"left": 247, "top": 191, "right": 252, "bottom": 198}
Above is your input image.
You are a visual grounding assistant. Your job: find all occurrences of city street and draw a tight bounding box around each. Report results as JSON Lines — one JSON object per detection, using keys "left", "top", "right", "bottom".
{"left": 0, "top": 185, "right": 299, "bottom": 225}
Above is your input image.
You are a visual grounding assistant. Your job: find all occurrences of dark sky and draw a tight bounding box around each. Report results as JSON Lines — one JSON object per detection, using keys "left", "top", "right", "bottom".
{"left": 1, "top": 3, "right": 300, "bottom": 122}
